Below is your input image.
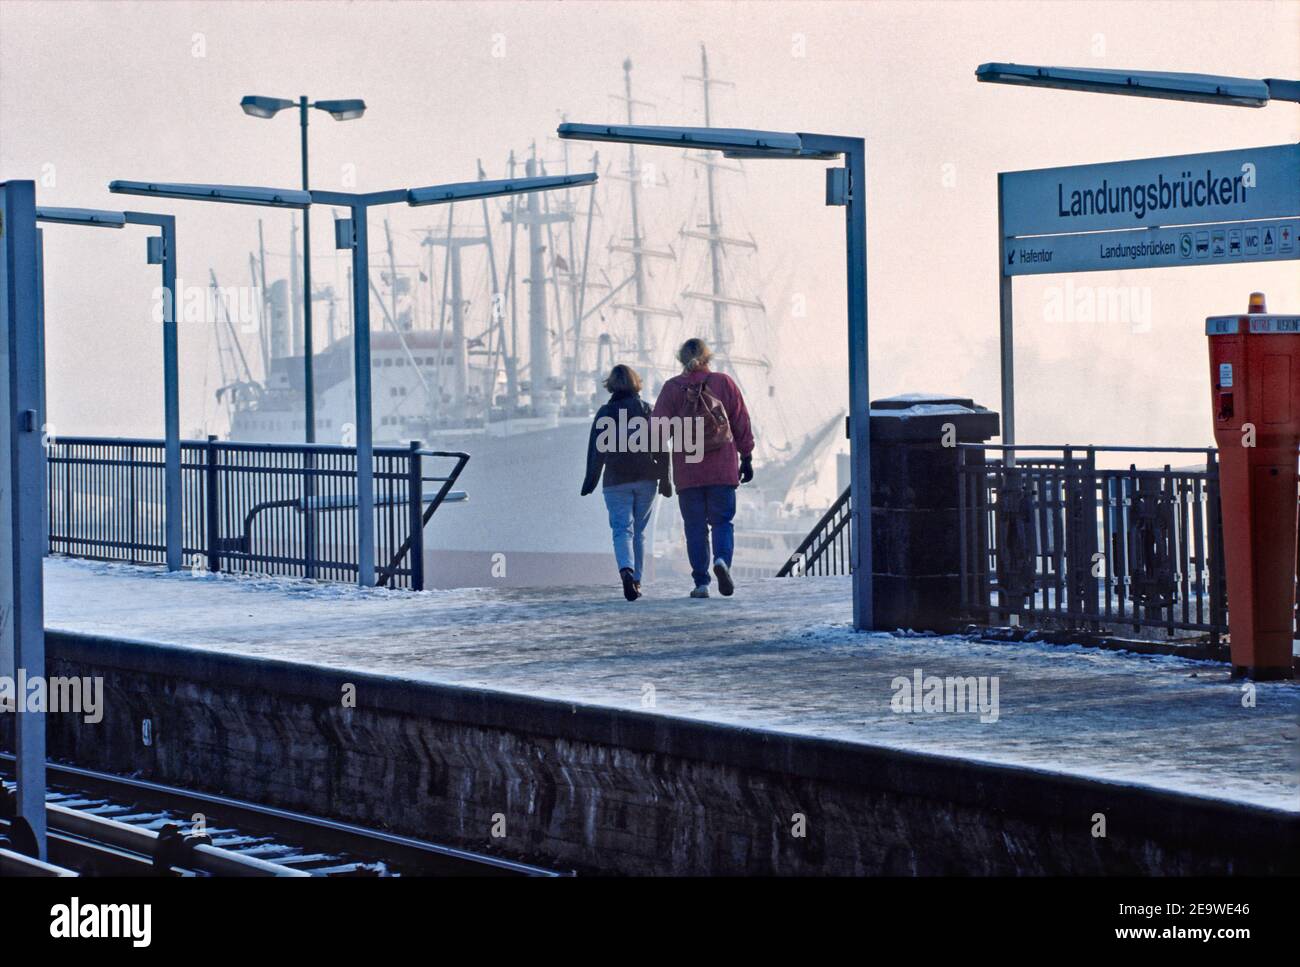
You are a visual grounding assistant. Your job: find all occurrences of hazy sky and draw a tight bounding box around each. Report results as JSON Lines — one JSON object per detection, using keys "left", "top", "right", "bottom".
{"left": 3, "top": 0, "right": 1298, "bottom": 449}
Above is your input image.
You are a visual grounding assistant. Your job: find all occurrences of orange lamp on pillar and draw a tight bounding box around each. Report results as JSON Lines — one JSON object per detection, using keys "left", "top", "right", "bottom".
{"left": 1206, "top": 292, "right": 1300, "bottom": 680}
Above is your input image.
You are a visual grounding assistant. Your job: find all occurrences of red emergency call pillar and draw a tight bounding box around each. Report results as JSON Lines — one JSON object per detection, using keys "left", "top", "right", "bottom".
{"left": 1206, "top": 292, "right": 1299, "bottom": 680}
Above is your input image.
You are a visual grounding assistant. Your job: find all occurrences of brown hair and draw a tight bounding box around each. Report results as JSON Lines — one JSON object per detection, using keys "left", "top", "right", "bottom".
{"left": 677, "top": 337, "right": 712, "bottom": 372}
{"left": 603, "top": 363, "right": 642, "bottom": 395}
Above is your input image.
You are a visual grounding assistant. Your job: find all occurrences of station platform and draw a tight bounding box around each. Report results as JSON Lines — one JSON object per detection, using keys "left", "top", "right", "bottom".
{"left": 31, "top": 557, "right": 1300, "bottom": 875}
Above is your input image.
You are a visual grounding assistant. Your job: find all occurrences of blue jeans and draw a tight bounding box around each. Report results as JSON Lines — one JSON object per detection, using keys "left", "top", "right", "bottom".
{"left": 603, "top": 479, "right": 657, "bottom": 581}
{"left": 677, "top": 484, "right": 736, "bottom": 587}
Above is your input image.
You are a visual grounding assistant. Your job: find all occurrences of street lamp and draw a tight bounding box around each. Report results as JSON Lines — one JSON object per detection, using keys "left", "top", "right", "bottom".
{"left": 34, "top": 205, "right": 183, "bottom": 575}
{"left": 975, "top": 63, "right": 1300, "bottom": 108}
{"left": 557, "top": 121, "right": 875, "bottom": 631}
{"left": 109, "top": 170, "right": 597, "bottom": 588}
{"left": 240, "top": 93, "right": 367, "bottom": 443}
{"left": 976, "top": 62, "right": 1300, "bottom": 444}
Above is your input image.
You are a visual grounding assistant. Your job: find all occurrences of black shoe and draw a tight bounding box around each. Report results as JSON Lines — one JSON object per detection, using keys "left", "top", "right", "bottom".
{"left": 620, "top": 568, "right": 639, "bottom": 601}
{"left": 713, "top": 558, "right": 735, "bottom": 596}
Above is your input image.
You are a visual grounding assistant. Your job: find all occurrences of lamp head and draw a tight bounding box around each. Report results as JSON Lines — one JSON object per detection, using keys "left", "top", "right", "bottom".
{"left": 240, "top": 95, "right": 296, "bottom": 119}
{"left": 975, "top": 63, "right": 1272, "bottom": 108}
{"left": 314, "top": 99, "right": 367, "bottom": 121}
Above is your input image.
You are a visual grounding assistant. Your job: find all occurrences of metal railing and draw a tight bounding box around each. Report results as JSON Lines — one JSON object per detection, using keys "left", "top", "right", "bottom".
{"left": 958, "top": 445, "right": 1228, "bottom": 642}
{"left": 46, "top": 436, "right": 467, "bottom": 590}
{"left": 776, "top": 486, "right": 852, "bottom": 576}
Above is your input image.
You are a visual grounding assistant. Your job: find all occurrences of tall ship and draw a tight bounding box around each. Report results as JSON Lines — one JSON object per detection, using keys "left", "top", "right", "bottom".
{"left": 212, "top": 47, "right": 844, "bottom": 588}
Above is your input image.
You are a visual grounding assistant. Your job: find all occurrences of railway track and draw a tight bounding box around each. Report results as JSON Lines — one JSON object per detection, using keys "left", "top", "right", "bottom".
{"left": 0, "top": 756, "right": 561, "bottom": 878}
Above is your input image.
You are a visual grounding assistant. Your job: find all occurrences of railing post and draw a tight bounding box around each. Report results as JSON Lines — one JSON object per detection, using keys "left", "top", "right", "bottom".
{"left": 1084, "top": 446, "right": 1100, "bottom": 631}
{"left": 205, "top": 435, "right": 220, "bottom": 574}
{"left": 408, "top": 441, "right": 425, "bottom": 591}
{"left": 958, "top": 446, "right": 970, "bottom": 617}
{"left": 127, "top": 444, "right": 137, "bottom": 561}
{"left": 159, "top": 217, "right": 182, "bottom": 572}
{"left": 303, "top": 446, "right": 317, "bottom": 581}
{"left": 1206, "top": 447, "right": 1226, "bottom": 650}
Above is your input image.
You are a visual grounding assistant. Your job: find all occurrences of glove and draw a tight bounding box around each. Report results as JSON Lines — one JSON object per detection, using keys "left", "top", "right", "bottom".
{"left": 581, "top": 479, "right": 596, "bottom": 497}
{"left": 659, "top": 477, "right": 673, "bottom": 499}
{"left": 739, "top": 454, "right": 754, "bottom": 484}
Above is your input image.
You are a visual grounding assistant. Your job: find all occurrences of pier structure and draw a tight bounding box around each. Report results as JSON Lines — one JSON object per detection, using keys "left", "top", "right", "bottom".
{"left": 19, "top": 556, "right": 1300, "bottom": 876}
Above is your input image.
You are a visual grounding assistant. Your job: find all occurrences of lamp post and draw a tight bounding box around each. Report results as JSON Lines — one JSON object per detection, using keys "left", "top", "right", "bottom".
{"left": 975, "top": 63, "right": 1300, "bottom": 108}
{"left": 975, "top": 64, "right": 1300, "bottom": 443}
{"left": 556, "top": 122, "right": 874, "bottom": 631}
{"left": 3, "top": 180, "right": 47, "bottom": 859}
{"left": 34, "top": 206, "right": 182, "bottom": 573}
{"left": 110, "top": 171, "right": 596, "bottom": 587}
{"left": 240, "top": 95, "right": 366, "bottom": 443}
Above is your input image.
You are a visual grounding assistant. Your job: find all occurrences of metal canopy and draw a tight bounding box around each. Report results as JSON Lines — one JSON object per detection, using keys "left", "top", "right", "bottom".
{"left": 109, "top": 180, "right": 313, "bottom": 208}
{"left": 110, "top": 176, "right": 598, "bottom": 211}
{"left": 407, "top": 172, "right": 596, "bottom": 206}
{"left": 979, "top": 57, "right": 1300, "bottom": 446}
{"left": 34, "top": 204, "right": 183, "bottom": 572}
{"left": 34, "top": 207, "right": 127, "bottom": 228}
{"left": 107, "top": 170, "right": 597, "bottom": 587}
{"left": 557, "top": 120, "right": 872, "bottom": 631}
{"left": 557, "top": 122, "right": 840, "bottom": 157}
{"left": 976, "top": 63, "right": 1277, "bottom": 108}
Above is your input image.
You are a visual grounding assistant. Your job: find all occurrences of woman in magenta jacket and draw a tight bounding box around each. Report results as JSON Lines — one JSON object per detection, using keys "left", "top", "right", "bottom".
{"left": 651, "top": 338, "right": 754, "bottom": 598}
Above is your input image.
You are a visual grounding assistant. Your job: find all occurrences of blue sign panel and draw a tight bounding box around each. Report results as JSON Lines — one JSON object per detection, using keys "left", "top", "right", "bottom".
{"left": 1004, "top": 216, "right": 1299, "bottom": 275}
{"left": 1002, "top": 143, "right": 1300, "bottom": 275}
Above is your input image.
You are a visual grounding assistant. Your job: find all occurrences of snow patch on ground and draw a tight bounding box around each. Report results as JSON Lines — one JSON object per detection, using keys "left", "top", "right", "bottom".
{"left": 42, "top": 556, "right": 1300, "bottom": 811}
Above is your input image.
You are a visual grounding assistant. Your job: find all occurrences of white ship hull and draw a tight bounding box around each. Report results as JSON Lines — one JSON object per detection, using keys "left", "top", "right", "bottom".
{"left": 229, "top": 404, "right": 818, "bottom": 590}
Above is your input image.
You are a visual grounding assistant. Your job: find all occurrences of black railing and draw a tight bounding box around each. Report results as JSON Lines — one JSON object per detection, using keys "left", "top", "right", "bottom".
{"left": 46, "top": 436, "right": 468, "bottom": 590}
{"left": 958, "top": 445, "right": 1227, "bottom": 642}
{"left": 777, "top": 486, "right": 852, "bottom": 576}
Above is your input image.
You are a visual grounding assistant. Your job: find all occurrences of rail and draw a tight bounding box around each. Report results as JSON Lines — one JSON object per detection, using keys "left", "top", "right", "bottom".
{"left": 2, "top": 754, "right": 559, "bottom": 877}
{"left": 45, "top": 436, "right": 469, "bottom": 590}
{"left": 776, "top": 486, "right": 852, "bottom": 576}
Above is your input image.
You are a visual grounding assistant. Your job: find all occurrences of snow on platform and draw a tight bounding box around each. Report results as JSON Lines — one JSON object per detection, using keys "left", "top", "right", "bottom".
{"left": 43, "top": 556, "right": 1300, "bottom": 811}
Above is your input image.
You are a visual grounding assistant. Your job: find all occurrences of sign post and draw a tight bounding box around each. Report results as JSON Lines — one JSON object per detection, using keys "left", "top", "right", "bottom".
{"left": 1, "top": 180, "right": 48, "bottom": 859}
{"left": 997, "top": 142, "right": 1300, "bottom": 441}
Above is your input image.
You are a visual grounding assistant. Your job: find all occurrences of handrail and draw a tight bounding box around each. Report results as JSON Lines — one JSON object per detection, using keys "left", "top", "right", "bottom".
{"left": 50, "top": 435, "right": 421, "bottom": 457}
{"left": 957, "top": 443, "right": 1233, "bottom": 641}
{"left": 777, "top": 485, "right": 851, "bottom": 577}
{"left": 960, "top": 443, "right": 1220, "bottom": 454}
{"left": 47, "top": 436, "right": 469, "bottom": 590}
{"left": 378, "top": 450, "right": 471, "bottom": 588}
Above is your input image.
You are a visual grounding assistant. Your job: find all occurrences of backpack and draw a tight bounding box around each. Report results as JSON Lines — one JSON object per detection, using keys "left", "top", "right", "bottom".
{"left": 681, "top": 375, "right": 733, "bottom": 453}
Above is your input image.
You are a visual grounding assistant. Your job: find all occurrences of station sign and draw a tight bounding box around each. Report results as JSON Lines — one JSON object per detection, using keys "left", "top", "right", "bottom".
{"left": 1001, "top": 143, "right": 1300, "bottom": 275}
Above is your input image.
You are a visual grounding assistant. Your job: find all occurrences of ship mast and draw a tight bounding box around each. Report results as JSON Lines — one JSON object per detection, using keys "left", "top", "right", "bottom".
{"left": 683, "top": 45, "right": 762, "bottom": 372}
{"left": 698, "top": 44, "right": 727, "bottom": 356}
{"left": 622, "top": 58, "right": 649, "bottom": 366}
{"left": 421, "top": 229, "right": 475, "bottom": 410}
{"left": 606, "top": 58, "right": 679, "bottom": 379}
{"left": 525, "top": 150, "right": 552, "bottom": 404}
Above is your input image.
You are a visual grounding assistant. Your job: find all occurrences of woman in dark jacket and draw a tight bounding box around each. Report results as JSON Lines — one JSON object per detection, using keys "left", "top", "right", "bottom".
{"left": 581, "top": 364, "right": 672, "bottom": 600}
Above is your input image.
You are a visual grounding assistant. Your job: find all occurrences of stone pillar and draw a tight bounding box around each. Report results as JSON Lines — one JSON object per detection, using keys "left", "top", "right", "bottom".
{"left": 869, "top": 394, "right": 999, "bottom": 633}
